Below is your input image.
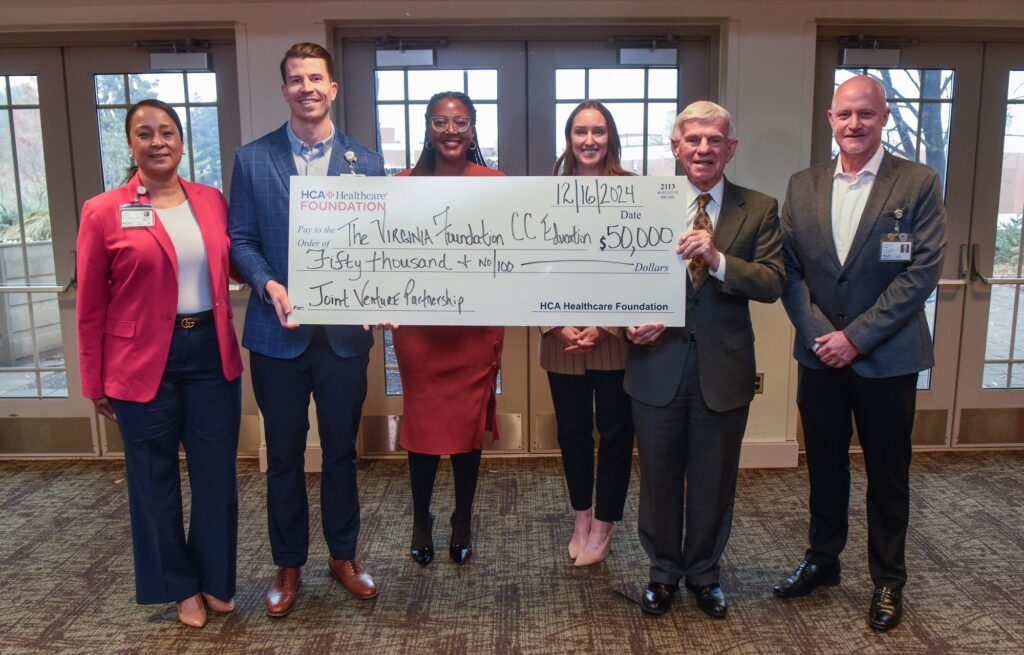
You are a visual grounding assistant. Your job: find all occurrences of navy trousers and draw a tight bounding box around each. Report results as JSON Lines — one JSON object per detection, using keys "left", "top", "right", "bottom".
{"left": 250, "top": 327, "right": 369, "bottom": 567}
{"left": 111, "top": 317, "right": 242, "bottom": 605}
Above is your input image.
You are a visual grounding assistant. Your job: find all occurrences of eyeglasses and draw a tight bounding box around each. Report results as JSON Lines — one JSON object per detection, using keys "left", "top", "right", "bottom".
{"left": 429, "top": 116, "right": 473, "bottom": 133}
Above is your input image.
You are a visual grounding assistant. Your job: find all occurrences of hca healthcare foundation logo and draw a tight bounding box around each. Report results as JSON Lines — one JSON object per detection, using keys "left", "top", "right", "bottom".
{"left": 298, "top": 188, "right": 388, "bottom": 213}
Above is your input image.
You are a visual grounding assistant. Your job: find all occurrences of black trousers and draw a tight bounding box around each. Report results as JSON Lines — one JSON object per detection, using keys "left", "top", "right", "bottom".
{"left": 251, "top": 328, "right": 369, "bottom": 567}
{"left": 632, "top": 342, "right": 748, "bottom": 587}
{"left": 547, "top": 369, "right": 634, "bottom": 521}
{"left": 797, "top": 364, "right": 917, "bottom": 589}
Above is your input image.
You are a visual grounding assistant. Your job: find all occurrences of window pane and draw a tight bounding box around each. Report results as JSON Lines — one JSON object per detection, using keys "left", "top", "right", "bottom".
{"left": 605, "top": 102, "right": 645, "bottom": 173}
{"left": 176, "top": 107, "right": 192, "bottom": 181}
{"left": 467, "top": 70, "right": 497, "bottom": 100}
{"left": 556, "top": 69, "right": 585, "bottom": 100}
{"left": 0, "top": 110, "right": 19, "bottom": 238}
{"left": 407, "top": 70, "right": 464, "bottom": 100}
{"left": 377, "top": 104, "right": 408, "bottom": 174}
{"left": 984, "top": 284, "right": 1014, "bottom": 360}
{"left": 187, "top": 72, "right": 217, "bottom": 102}
{"left": 922, "top": 69, "right": 954, "bottom": 100}
{"left": 128, "top": 73, "right": 185, "bottom": 103}
{"left": 884, "top": 101, "right": 918, "bottom": 161}
{"left": 408, "top": 103, "right": 427, "bottom": 164}
{"left": 647, "top": 68, "right": 677, "bottom": 99}
{"left": 8, "top": 76, "right": 38, "bottom": 105}
{"left": 0, "top": 371, "right": 38, "bottom": 398}
{"left": 871, "top": 69, "right": 921, "bottom": 100}
{"left": 384, "top": 329, "right": 402, "bottom": 395}
{"left": 13, "top": 109, "right": 50, "bottom": 236}
{"left": 40, "top": 370, "right": 68, "bottom": 398}
{"left": 993, "top": 214, "right": 1022, "bottom": 278}
{"left": 188, "top": 106, "right": 222, "bottom": 189}
{"left": 648, "top": 102, "right": 678, "bottom": 176}
{"left": 554, "top": 102, "right": 575, "bottom": 159}
{"left": 588, "top": 69, "right": 644, "bottom": 99}
{"left": 917, "top": 288, "right": 938, "bottom": 390}
{"left": 94, "top": 74, "right": 125, "bottom": 105}
{"left": 1015, "top": 288, "right": 1024, "bottom": 360}
{"left": 376, "top": 70, "right": 405, "bottom": 101}
{"left": 475, "top": 103, "right": 498, "bottom": 168}
{"left": 983, "top": 363, "right": 1008, "bottom": 389}
{"left": 1009, "top": 71, "right": 1024, "bottom": 101}
{"left": 918, "top": 103, "right": 950, "bottom": 189}
{"left": 0, "top": 78, "right": 7, "bottom": 105}
{"left": 97, "top": 107, "right": 129, "bottom": 191}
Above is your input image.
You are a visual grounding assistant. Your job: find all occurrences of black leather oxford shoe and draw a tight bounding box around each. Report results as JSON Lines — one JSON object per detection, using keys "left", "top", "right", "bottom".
{"left": 685, "top": 581, "right": 728, "bottom": 618}
{"left": 772, "top": 559, "right": 841, "bottom": 598}
{"left": 868, "top": 586, "right": 903, "bottom": 632}
{"left": 641, "top": 581, "right": 677, "bottom": 616}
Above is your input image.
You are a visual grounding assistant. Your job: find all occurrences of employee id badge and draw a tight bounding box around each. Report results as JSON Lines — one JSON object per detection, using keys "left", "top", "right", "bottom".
{"left": 120, "top": 204, "right": 155, "bottom": 228}
{"left": 880, "top": 233, "right": 913, "bottom": 262}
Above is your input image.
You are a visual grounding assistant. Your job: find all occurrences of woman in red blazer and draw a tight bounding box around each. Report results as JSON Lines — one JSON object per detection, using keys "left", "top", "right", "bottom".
{"left": 76, "top": 99, "right": 243, "bottom": 628}
{"left": 394, "top": 92, "right": 504, "bottom": 567}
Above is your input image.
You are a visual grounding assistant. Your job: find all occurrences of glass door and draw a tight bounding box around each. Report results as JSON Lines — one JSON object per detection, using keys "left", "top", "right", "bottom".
{"left": 0, "top": 48, "right": 95, "bottom": 455}
{"left": 958, "top": 43, "right": 1024, "bottom": 446}
{"left": 62, "top": 43, "right": 242, "bottom": 454}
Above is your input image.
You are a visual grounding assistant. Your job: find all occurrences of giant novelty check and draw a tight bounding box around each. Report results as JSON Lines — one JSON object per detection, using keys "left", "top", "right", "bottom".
{"left": 287, "top": 175, "right": 688, "bottom": 326}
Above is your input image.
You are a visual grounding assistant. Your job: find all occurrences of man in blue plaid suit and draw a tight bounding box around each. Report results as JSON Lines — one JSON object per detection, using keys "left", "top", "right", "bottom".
{"left": 228, "top": 42, "right": 384, "bottom": 617}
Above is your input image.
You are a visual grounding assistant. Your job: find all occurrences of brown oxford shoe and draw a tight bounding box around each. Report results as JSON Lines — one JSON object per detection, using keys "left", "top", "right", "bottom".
{"left": 264, "top": 566, "right": 302, "bottom": 617}
{"left": 328, "top": 556, "right": 378, "bottom": 599}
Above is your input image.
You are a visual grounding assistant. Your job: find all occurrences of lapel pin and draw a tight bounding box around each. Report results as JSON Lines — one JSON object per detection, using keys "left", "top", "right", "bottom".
{"left": 893, "top": 208, "right": 905, "bottom": 220}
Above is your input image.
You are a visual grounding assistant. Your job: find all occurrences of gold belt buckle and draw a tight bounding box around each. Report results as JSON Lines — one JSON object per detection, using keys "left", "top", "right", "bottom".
{"left": 180, "top": 317, "right": 196, "bottom": 329}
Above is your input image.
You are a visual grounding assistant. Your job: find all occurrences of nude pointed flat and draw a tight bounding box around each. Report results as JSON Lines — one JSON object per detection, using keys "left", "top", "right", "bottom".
{"left": 176, "top": 593, "right": 208, "bottom": 628}
{"left": 201, "top": 592, "right": 235, "bottom": 613}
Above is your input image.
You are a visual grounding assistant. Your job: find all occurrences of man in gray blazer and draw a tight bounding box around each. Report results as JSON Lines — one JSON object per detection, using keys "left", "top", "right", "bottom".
{"left": 625, "top": 101, "right": 784, "bottom": 617}
{"left": 774, "top": 75, "right": 946, "bottom": 632}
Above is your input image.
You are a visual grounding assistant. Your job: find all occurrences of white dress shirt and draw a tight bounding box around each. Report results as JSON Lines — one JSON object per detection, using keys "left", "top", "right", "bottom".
{"left": 831, "top": 145, "right": 885, "bottom": 264}
{"left": 685, "top": 177, "right": 727, "bottom": 281}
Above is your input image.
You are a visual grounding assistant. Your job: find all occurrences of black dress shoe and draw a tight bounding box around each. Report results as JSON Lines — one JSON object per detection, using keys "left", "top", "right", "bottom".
{"left": 410, "top": 514, "right": 434, "bottom": 567}
{"left": 641, "top": 581, "right": 677, "bottom": 616}
{"left": 773, "top": 559, "right": 841, "bottom": 598}
{"left": 868, "top": 586, "right": 903, "bottom": 632}
{"left": 449, "top": 513, "right": 472, "bottom": 565}
{"left": 685, "top": 581, "right": 728, "bottom": 618}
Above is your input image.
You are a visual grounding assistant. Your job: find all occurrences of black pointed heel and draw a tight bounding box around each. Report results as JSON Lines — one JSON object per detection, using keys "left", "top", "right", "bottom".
{"left": 410, "top": 514, "right": 435, "bottom": 567}
{"left": 449, "top": 512, "right": 472, "bottom": 565}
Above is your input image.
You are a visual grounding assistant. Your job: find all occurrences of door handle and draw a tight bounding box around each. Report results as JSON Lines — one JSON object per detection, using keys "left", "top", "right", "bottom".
{"left": 958, "top": 243, "right": 967, "bottom": 279}
{"left": 971, "top": 243, "right": 1024, "bottom": 285}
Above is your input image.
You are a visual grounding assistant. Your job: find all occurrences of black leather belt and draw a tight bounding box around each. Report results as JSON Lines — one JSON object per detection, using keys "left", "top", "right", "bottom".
{"left": 175, "top": 310, "right": 214, "bottom": 329}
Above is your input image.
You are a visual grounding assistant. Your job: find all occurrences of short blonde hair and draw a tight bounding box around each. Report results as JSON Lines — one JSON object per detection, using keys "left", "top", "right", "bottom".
{"left": 672, "top": 101, "right": 736, "bottom": 140}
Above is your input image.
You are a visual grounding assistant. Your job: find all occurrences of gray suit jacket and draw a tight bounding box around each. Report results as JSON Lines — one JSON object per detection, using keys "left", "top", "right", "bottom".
{"left": 780, "top": 152, "right": 946, "bottom": 378}
{"left": 624, "top": 179, "right": 785, "bottom": 413}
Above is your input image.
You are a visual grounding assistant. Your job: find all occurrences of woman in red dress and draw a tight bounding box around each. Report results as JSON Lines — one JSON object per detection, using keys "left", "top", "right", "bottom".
{"left": 394, "top": 91, "right": 504, "bottom": 566}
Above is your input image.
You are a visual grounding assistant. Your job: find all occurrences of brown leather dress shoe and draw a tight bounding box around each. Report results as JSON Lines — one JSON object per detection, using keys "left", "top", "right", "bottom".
{"left": 264, "top": 566, "right": 302, "bottom": 617}
{"left": 327, "top": 556, "right": 378, "bottom": 599}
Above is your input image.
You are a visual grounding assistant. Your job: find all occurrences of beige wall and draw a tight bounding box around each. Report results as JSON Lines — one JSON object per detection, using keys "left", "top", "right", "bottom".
{"left": 3, "top": 0, "right": 1024, "bottom": 462}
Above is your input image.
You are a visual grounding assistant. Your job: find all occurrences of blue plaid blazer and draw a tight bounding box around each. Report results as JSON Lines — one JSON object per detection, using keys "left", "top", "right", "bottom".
{"left": 228, "top": 123, "right": 384, "bottom": 359}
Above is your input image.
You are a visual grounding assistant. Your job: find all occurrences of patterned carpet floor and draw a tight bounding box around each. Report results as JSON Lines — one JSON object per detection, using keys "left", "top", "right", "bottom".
{"left": 0, "top": 450, "right": 1022, "bottom": 654}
